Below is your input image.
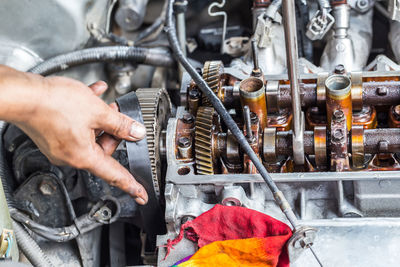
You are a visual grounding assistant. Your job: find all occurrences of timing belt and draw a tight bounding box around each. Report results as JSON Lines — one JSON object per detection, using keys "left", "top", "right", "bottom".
{"left": 116, "top": 92, "right": 166, "bottom": 238}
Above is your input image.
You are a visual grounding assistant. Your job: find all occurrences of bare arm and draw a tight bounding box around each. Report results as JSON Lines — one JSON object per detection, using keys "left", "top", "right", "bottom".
{"left": 0, "top": 65, "right": 148, "bottom": 205}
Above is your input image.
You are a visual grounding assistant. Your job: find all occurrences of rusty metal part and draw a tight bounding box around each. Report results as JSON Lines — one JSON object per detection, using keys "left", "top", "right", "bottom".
{"left": 243, "top": 112, "right": 261, "bottom": 174}
{"left": 202, "top": 61, "right": 224, "bottom": 106}
{"left": 239, "top": 77, "right": 268, "bottom": 129}
{"left": 306, "top": 107, "right": 327, "bottom": 129}
{"left": 225, "top": 131, "right": 241, "bottom": 165}
{"left": 352, "top": 106, "right": 377, "bottom": 129}
{"left": 195, "top": 106, "right": 220, "bottom": 174}
{"left": 364, "top": 129, "right": 400, "bottom": 154}
{"left": 136, "top": 88, "right": 172, "bottom": 195}
{"left": 389, "top": 105, "right": 400, "bottom": 128}
{"left": 266, "top": 80, "right": 280, "bottom": 113}
{"left": 351, "top": 125, "right": 364, "bottom": 169}
{"left": 177, "top": 136, "right": 192, "bottom": 159}
{"left": 316, "top": 72, "right": 329, "bottom": 107}
{"left": 267, "top": 108, "right": 292, "bottom": 131}
{"left": 325, "top": 74, "right": 353, "bottom": 131}
{"left": 175, "top": 114, "right": 195, "bottom": 162}
{"left": 263, "top": 127, "right": 277, "bottom": 163}
{"left": 188, "top": 87, "right": 200, "bottom": 115}
{"left": 330, "top": 113, "right": 350, "bottom": 171}
{"left": 277, "top": 80, "right": 400, "bottom": 109}
{"left": 314, "top": 126, "right": 327, "bottom": 169}
{"left": 350, "top": 72, "right": 363, "bottom": 111}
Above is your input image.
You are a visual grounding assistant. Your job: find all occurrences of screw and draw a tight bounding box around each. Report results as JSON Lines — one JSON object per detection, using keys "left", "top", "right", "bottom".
{"left": 39, "top": 181, "right": 55, "bottom": 196}
{"left": 333, "top": 109, "right": 344, "bottom": 120}
{"left": 377, "top": 87, "right": 388, "bottom": 96}
{"left": 334, "top": 64, "right": 345, "bottom": 74}
{"left": 332, "top": 128, "right": 345, "bottom": 142}
{"left": 182, "top": 113, "right": 194, "bottom": 124}
{"left": 250, "top": 112, "right": 259, "bottom": 124}
{"left": 178, "top": 137, "right": 191, "bottom": 148}
{"left": 189, "top": 88, "right": 200, "bottom": 99}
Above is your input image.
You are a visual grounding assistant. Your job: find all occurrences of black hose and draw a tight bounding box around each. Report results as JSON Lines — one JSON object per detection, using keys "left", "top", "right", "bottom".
{"left": 12, "top": 221, "right": 55, "bottom": 267}
{"left": 0, "top": 122, "right": 54, "bottom": 266}
{"left": 165, "top": 0, "right": 298, "bottom": 227}
{"left": 29, "top": 46, "right": 175, "bottom": 76}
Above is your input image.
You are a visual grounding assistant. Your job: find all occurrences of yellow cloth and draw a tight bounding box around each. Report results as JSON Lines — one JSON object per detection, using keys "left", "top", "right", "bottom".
{"left": 178, "top": 238, "right": 279, "bottom": 267}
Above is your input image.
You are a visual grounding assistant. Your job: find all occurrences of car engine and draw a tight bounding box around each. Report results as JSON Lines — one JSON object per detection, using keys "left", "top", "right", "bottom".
{"left": 2, "top": 0, "right": 400, "bottom": 266}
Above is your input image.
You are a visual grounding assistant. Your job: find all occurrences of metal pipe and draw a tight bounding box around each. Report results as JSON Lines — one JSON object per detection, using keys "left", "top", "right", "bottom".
{"left": 282, "top": 0, "right": 304, "bottom": 165}
{"left": 239, "top": 77, "right": 268, "bottom": 129}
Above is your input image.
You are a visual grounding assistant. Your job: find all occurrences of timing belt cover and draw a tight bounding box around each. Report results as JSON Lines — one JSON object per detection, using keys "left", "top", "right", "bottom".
{"left": 116, "top": 92, "right": 166, "bottom": 237}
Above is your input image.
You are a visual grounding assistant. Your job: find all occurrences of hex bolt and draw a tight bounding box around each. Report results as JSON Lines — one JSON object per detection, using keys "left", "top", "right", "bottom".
{"left": 39, "top": 181, "right": 55, "bottom": 196}
{"left": 332, "top": 128, "right": 345, "bottom": 142}
{"left": 378, "top": 140, "right": 389, "bottom": 153}
{"left": 377, "top": 87, "right": 388, "bottom": 96}
{"left": 189, "top": 88, "right": 200, "bottom": 99}
{"left": 393, "top": 105, "right": 400, "bottom": 120}
{"left": 182, "top": 113, "right": 194, "bottom": 124}
{"left": 334, "top": 64, "right": 345, "bottom": 74}
{"left": 178, "top": 136, "right": 191, "bottom": 148}
{"left": 357, "top": 0, "right": 368, "bottom": 10}
{"left": 333, "top": 109, "right": 345, "bottom": 120}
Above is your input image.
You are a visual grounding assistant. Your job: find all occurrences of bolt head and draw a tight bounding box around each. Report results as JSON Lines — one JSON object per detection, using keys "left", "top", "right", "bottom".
{"left": 178, "top": 137, "right": 191, "bottom": 148}
{"left": 378, "top": 140, "right": 389, "bottom": 152}
{"left": 39, "top": 181, "right": 55, "bottom": 196}
{"left": 189, "top": 88, "right": 200, "bottom": 99}
{"left": 182, "top": 113, "right": 194, "bottom": 124}
{"left": 377, "top": 87, "right": 388, "bottom": 96}
{"left": 333, "top": 109, "right": 344, "bottom": 120}
{"left": 334, "top": 64, "right": 345, "bottom": 74}
{"left": 332, "top": 128, "right": 345, "bottom": 142}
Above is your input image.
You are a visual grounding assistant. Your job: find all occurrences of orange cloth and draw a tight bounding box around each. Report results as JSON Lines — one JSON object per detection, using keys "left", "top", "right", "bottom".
{"left": 177, "top": 237, "right": 286, "bottom": 267}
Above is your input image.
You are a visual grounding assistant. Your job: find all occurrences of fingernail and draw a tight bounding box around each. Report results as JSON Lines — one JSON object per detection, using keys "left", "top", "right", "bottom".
{"left": 130, "top": 122, "right": 146, "bottom": 140}
{"left": 135, "top": 196, "right": 148, "bottom": 205}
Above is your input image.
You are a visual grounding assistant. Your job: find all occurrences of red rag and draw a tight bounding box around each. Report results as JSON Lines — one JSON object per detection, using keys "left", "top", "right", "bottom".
{"left": 165, "top": 204, "right": 293, "bottom": 267}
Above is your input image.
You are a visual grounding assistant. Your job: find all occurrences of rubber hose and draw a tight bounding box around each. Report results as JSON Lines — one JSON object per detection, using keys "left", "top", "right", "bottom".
{"left": 12, "top": 221, "right": 54, "bottom": 267}
{"left": 29, "top": 46, "right": 175, "bottom": 76}
{"left": 0, "top": 122, "right": 54, "bottom": 266}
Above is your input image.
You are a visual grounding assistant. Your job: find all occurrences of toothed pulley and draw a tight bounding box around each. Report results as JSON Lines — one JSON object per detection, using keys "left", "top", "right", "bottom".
{"left": 202, "top": 60, "right": 224, "bottom": 106}
{"left": 195, "top": 106, "right": 221, "bottom": 174}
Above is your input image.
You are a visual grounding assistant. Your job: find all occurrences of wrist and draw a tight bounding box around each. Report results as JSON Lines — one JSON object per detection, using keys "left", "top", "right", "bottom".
{"left": 0, "top": 65, "right": 45, "bottom": 123}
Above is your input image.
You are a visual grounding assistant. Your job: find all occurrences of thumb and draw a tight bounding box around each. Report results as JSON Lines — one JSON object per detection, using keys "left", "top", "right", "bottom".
{"left": 98, "top": 107, "right": 146, "bottom": 141}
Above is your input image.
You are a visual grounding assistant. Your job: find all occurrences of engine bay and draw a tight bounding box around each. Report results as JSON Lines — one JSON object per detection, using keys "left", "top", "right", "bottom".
{"left": 2, "top": 0, "right": 400, "bottom": 266}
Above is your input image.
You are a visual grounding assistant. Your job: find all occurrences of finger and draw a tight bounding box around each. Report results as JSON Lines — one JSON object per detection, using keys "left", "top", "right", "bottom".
{"left": 97, "top": 134, "right": 120, "bottom": 155}
{"left": 88, "top": 81, "right": 108, "bottom": 96}
{"left": 95, "top": 103, "right": 119, "bottom": 137}
{"left": 87, "top": 145, "right": 148, "bottom": 205}
{"left": 96, "top": 107, "right": 146, "bottom": 142}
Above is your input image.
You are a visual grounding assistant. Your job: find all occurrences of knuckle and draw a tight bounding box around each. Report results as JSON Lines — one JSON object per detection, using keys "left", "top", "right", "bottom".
{"left": 112, "top": 115, "right": 131, "bottom": 137}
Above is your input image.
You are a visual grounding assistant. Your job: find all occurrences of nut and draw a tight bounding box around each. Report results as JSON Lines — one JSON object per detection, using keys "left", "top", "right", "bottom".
{"left": 333, "top": 109, "right": 345, "bottom": 120}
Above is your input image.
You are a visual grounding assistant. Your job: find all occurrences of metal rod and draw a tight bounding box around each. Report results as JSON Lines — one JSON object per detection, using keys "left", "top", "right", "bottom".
{"left": 310, "top": 247, "right": 324, "bottom": 267}
{"left": 251, "top": 39, "right": 259, "bottom": 71}
{"left": 282, "top": 0, "right": 305, "bottom": 165}
{"left": 243, "top": 105, "right": 254, "bottom": 139}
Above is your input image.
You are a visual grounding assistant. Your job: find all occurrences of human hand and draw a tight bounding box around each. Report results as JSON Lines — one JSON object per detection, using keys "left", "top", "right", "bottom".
{"left": 12, "top": 75, "right": 148, "bottom": 205}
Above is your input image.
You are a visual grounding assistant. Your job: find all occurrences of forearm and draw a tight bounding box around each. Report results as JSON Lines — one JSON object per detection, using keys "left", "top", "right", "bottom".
{"left": 0, "top": 65, "right": 44, "bottom": 123}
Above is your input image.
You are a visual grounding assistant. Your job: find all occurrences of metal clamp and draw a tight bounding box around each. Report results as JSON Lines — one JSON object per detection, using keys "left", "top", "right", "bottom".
{"left": 314, "top": 126, "right": 327, "bottom": 169}
{"left": 266, "top": 80, "right": 280, "bottom": 113}
{"left": 351, "top": 71, "right": 363, "bottom": 111}
{"left": 263, "top": 127, "right": 277, "bottom": 163}
{"left": 317, "top": 72, "right": 329, "bottom": 107}
{"left": 351, "top": 125, "right": 365, "bottom": 169}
